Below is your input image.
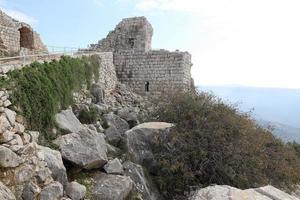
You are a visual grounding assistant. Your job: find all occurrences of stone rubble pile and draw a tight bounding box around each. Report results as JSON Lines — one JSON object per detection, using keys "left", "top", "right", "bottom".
{"left": 0, "top": 89, "right": 70, "bottom": 200}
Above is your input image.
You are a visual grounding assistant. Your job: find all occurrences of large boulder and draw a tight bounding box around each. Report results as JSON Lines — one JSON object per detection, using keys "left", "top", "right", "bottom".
{"left": 117, "top": 107, "right": 140, "bottom": 128}
{"left": 104, "top": 158, "right": 124, "bottom": 175}
{"left": 54, "top": 129, "right": 108, "bottom": 169}
{"left": 123, "top": 161, "right": 162, "bottom": 200}
{"left": 0, "top": 146, "right": 21, "bottom": 168}
{"left": 55, "top": 109, "right": 84, "bottom": 133}
{"left": 0, "top": 181, "right": 16, "bottom": 200}
{"left": 37, "top": 146, "right": 68, "bottom": 187}
{"left": 124, "top": 122, "right": 174, "bottom": 167}
{"left": 91, "top": 173, "right": 134, "bottom": 200}
{"left": 103, "top": 113, "right": 130, "bottom": 147}
{"left": 103, "top": 113, "right": 129, "bottom": 133}
{"left": 39, "top": 181, "right": 63, "bottom": 200}
{"left": 65, "top": 181, "right": 86, "bottom": 200}
{"left": 189, "top": 185, "right": 299, "bottom": 200}
{"left": 21, "top": 181, "right": 41, "bottom": 200}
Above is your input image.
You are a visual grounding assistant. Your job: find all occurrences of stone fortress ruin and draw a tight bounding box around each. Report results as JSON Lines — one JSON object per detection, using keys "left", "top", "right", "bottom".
{"left": 0, "top": 10, "right": 47, "bottom": 57}
{"left": 89, "top": 17, "right": 193, "bottom": 95}
{"left": 0, "top": 11, "right": 193, "bottom": 95}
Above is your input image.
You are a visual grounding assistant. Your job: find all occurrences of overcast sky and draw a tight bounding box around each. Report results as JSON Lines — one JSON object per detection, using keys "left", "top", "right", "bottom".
{"left": 1, "top": 0, "right": 300, "bottom": 89}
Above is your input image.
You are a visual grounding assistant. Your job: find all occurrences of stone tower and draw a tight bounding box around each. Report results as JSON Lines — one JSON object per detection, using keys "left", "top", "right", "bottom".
{"left": 90, "top": 17, "right": 153, "bottom": 52}
{"left": 89, "top": 16, "right": 193, "bottom": 95}
{"left": 0, "top": 10, "right": 47, "bottom": 57}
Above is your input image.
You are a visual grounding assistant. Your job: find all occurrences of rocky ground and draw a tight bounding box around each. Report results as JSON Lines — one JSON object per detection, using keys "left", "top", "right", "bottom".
{"left": 0, "top": 83, "right": 300, "bottom": 200}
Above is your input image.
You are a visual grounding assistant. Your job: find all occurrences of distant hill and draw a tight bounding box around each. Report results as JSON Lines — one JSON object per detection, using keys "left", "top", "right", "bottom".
{"left": 199, "top": 85, "right": 300, "bottom": 142}
{"left": 258, "top": 120, "right": 300, "bottom": 143}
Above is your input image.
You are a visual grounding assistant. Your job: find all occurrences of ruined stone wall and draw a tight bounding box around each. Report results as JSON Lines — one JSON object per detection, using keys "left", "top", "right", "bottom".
{"left": 90, "top": 17, "right": 153, "bottom": 52}
{"left": 0, "top": 10, "right": 47, "bottom": 56}
{"left": 91, "top": 52, "right": 118, "bottom": 91}
{"left": 114, "top": 50, "right": 192, "bottom": 95}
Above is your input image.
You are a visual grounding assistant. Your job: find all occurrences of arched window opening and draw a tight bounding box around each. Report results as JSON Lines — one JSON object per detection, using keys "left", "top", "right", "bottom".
{"left": 145, "top": 81, "right": 150, "bottom": 92}
{"left": 19, "top": 27, "right": 34, "bottom": 49}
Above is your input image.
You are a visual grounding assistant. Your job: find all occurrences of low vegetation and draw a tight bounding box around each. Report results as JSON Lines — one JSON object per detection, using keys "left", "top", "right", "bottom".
{"left": 78, "top": 107, "right": 98, "bottom": 124}
{"left": 1, "top": 55, "right": 101, "bottom": 144}
{"left": 148, "top": 91, "right": 300, "bottom": 199}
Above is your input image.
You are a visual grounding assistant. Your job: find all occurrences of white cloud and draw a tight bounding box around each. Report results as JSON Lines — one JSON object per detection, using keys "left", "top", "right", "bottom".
{"left": 128, "top": 0, "right": 300, "bottom": 88}
{"left": 2, "top": 8, "right": 38, "bottom": 25}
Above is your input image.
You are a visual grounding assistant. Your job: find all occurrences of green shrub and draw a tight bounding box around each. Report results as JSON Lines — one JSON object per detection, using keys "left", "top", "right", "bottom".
{"left": 2, "top": 56, "right": 100, "bottom": 144}
{"left": 148, "top": 91, "right": 300, "bottom": 199}
{"left": 78, "top": 107, "right": 98, "bottom": 124}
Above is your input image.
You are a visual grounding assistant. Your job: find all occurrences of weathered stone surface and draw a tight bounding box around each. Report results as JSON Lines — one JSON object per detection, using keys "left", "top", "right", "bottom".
{"left": 0, "top": 145, "right": 21, "bottom": 167}
{"left": 14, "top": 164, "right": 34, "bottom": 183}
{"left": 0, "top": 10, "right": 47, "bottom": 59}
{"left": 88, "top": 17, "right": 192, "bottom": 95}
{"left": 117, "top": 107, "right": 139, "bottom": 128}
{"left": 0, "top": 130, "right": 14, "bottom": 143}
{"left": 54, "top": 129, "right": 108, "bottom": 169}
{"left": 65, "top": 181, "right": 86, "bottom": 200}
{"left": 125, "top": 122, "right": 174, "bottom": 166}
{"left": 104, "top": 158, "right": 124, "bottom": 175}
{"left": 90, "top": 84, "right": 105, "bottom": 103}
{"left": 91, "top": 173, "right": 134, "bottom": 200}
{"left": 103, "top": 113, "right": 130, "bottom": 147}
{"left": 27, "top": 131, "right": 39, "bottom": 143}
{"left": 0, "top": 181, "right": 16, "bottom": 200}
{"left": 189, "top": 185, "right": 299, "bottom": 200}
{"left": 0, "top": 114, "right": 11, "bottom": 134}
{"left": 255, "top": 185, "right": 299, "bottom": 200}
{"left": 104, "top": 113, "right": 130, "bottom": 133}
{"left": 39, "top": 181, "right": 63, "bottom": 200}
{"left": 37, "top": 145, "right": 68, "bottom": 186}
{"left": 21, "top": 181, "right": 41, "bottom": 200}
{"left": 123, "top": 161, "right": 161, "bottom": 200}
{"left": 4, "top": 108, "right": 16, "bottom": 126}
{"left": 55, "top": 108, "right": 84, "bottom": 133}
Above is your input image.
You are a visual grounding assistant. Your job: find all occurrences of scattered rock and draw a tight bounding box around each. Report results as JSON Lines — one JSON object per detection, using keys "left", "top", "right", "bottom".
{"left": 27, "top": 131, "right": 39, "bottom": 143}
{"left": 124, "top": 122, "right": 174, "bottom": 166}
{"left": 93, "top": 103, "right": 109, "bottom": 115}
{"left": 14, "top": 164, "right": 34, "bottom": 184}
{"left": 54, "top": 129, "right": 108, "bottom": 169}
{"left": 0, "top": 181, "right": 16, "bottom": 200}
{"left": 123, "top": 161, "right": 161, "bottom": 200}
{"left": 90, "top": 84, "right": 105, "bottom": 103}
{"left": 103, "top": 113, "right": 129, "bottom": 133}
{"left": 91, "top": 173, "right": 134, "bottom": 200}
{"left": 4, "top": 108, "right": 16, "bottom": 126}
{"left": 55, "top": 108, "right": 84, "bottom": 133}
{"left": 37, "top": 146, "right": 68, "bottom": 187}
{"left": 0, "top": 131, "right": 14, "bottom": 143}
{"left": 104, "top": 158, "right": 124, "bottom": 175}
{"left": 103, "top": 113, "right": 130, "bottom": 147}
{"left": 0, "top": 114, "right": 11, "bottom": 134}
{"left": 21, "top": 181, "right": 41, "bottom": 200}
{"left": 117, "top": 107, "right": 140, "bottom": 128}
{"left": 189, "top": 185, "right": 299, "bottom": 200}
{"left": 39, "top": 181, "right": 63, "bottom": 200}
{"left": 0, "top": 146, "right": 21, "bottom": 167}
{"left": 66, "top": 181, "right": 86, "bottom": 200}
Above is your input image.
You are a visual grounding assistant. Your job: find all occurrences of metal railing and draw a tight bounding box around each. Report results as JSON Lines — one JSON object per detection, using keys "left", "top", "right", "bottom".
{"left": 0, "top": 46, "right": 98, "bottom": 66}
